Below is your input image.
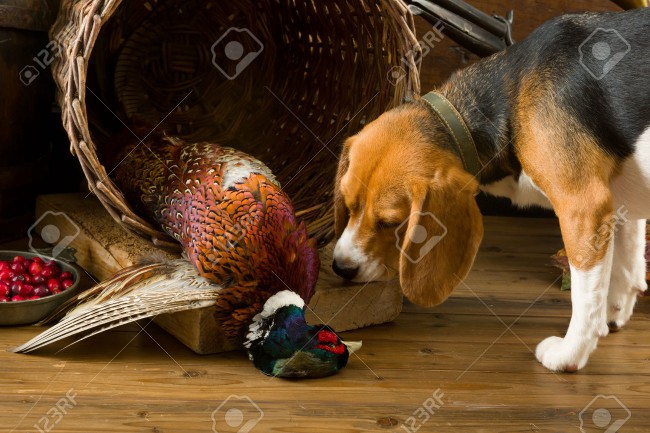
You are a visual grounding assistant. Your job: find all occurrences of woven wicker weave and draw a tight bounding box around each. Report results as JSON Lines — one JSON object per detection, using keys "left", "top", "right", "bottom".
{"left": 51, "top": 0, "right": 420, "bottom": 249}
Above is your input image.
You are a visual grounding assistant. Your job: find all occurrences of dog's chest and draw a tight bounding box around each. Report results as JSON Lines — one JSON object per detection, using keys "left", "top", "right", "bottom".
{"left": 480, "top": 171, "right": 553, "bottom": 210}
{"left": 480, "top": 126, "right": 650, "bottom": 216}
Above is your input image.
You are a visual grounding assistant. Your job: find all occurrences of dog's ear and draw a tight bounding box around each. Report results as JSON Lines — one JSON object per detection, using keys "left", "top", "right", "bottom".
{"left": 399, "top": 166, "right": 483, "bottom": 307}
{"left": 334, "top": 138, "right": 352, "bottom": 238}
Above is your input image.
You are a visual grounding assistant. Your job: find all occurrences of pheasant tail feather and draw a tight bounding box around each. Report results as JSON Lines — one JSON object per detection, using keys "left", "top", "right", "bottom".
{"left": 12, "top": 260, "right": 222, "bottom": 353}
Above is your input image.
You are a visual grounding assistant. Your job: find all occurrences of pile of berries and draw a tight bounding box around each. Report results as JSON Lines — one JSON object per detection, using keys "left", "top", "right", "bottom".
{"left": 0, "top": 255, "right": 75, "bottom": 302}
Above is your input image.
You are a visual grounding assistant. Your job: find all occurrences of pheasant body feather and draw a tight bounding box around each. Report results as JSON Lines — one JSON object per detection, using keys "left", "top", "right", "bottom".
{"left": 115, "top": 135, "right": 318, "bottom": 341}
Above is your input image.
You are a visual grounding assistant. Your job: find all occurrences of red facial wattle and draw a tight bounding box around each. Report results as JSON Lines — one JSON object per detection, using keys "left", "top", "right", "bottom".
{"left": 316, "top": 330, "right": 345, "bottom": 355}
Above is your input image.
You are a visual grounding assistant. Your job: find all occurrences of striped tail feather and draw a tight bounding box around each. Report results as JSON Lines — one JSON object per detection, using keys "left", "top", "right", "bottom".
{"left": 12, "top": 260, "right": 223, "bottom": 353}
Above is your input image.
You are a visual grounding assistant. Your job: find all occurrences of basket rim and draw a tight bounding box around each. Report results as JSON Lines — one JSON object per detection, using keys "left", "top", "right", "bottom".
{"left": 50, "top": 0, "right": 422, "bottom": 250}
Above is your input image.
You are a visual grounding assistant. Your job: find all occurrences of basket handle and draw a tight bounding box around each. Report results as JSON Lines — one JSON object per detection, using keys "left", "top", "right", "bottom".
{"left": 406, "top": 0, "right": 514, "bottom": 57}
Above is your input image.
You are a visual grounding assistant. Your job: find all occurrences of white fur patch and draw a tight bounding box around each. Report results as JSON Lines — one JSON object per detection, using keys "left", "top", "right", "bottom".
{"left": 333, "top": 219, "right": 367, "bottom": 267}
{"left": 536, "top": 242, "right": 613, "bottom": 371}
{"left": 480, "top": 170, "right": 552, "bottom": 209}
{"left": 611, "top": 126, "right": 650, "bottom": 218}
{"left": 608, "top": 218, "right": 647, "bottom": 327}
{"left": 355, "top": 260, "right": 389, "bottom": 282}
{"left": 333, "top": 217, "right": 389, "bottom": 282}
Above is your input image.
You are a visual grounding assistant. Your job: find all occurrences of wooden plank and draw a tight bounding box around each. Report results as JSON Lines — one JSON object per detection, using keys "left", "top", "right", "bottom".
{"left": 4, "top": 208, "right": 650, "bottom": 433}
{"left": 4, "top": 317, "right": 650, "bottom": 432}
{"left": 33, "top": 194, "right": 403, "bottom": 354}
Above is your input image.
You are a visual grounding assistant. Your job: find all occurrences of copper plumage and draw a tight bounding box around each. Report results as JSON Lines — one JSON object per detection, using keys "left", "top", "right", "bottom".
{"left": 114, "top": 133, "right": 319, "bottom": 342}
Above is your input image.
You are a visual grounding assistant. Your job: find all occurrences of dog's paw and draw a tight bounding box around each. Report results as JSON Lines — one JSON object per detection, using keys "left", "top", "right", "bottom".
{"left": 607, "top": 280, "right": 646, "bottom": 332}
{"left": 535, "top": 336, "right": 595, "bottom": 372}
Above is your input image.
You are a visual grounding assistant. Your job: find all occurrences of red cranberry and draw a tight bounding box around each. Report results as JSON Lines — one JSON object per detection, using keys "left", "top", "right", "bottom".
{"left": 61, "top": 279, "right": 74, "bottom": 289}
{"left": 0, "top": 296, "right": 8, "bottom": 302}
{"left": 60, "top": 271, "right": 73, "bottom": 281}
{"left": 0, "top": 261, "right": 9, "bottom": 271}
{"left": 11, "top": 281, "right": 33, "bottom": 296}
{"left": 10, "top": 262, "right": 26, "bottom": 273}
{"left": 45, "top": 259, "right": 57, "bottom": 267}
{"left": 11, "top": 295, "right": 26, "bottom": 302}
{"left": 22, "top": 273, "right": 32, "bottom": 284}
{"left": 0, "top": 282, "right": 9, "bottom": 297}
{"left": 22, "top": 284, "right": 34, "bottom": 296}
{"left": 32, "top": 274, "right": 45, "bottom": 284}
{"left": 11, "top": 274, "right": 25, "bottom": 283}
{"left": 47, "top": 279, "right": 60, "bottom": 291}
{"left": 33, "top": 285, "right": 50, "bottom": 297}
{"left": 41, "top": 266, "right": 57, "bottom": 279}
{"left": 0, "top": 269, "right": 15, "bottom": 282}
{"left": 28, "top": 295, "right": 40, "bottom": 300}
{"left": 12, "top": 255, "right": 25, "bottom": 263}
{"left": 10, "top": 281, "right": 23, "bottom": 296}
{"left": 28, "top": 261, "right": 43, "bottom": 276}
{"left": 32, "top": 256, "right": 43, "bottom": 264}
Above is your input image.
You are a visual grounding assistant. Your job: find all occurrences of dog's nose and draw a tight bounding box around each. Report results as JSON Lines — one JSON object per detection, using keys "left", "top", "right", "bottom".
{"left": 332, "top": 259, "right": 358, "bottom": 280}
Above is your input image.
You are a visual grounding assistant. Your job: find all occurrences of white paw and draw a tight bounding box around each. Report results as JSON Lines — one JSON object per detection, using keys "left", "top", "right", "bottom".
{"left": 607, "top": 280, "right": 646, "bottom": 331}
{"left": 607, "top": 296, "right": 635, "bottom": 331}
{"left": 535, "top": 336, "right": 595, "bottom": 372}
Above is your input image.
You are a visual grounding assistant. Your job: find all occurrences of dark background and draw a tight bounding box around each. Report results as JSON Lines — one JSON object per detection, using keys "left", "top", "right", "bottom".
{"left": 0, "top": 0, "right": 624, "bottom": 242}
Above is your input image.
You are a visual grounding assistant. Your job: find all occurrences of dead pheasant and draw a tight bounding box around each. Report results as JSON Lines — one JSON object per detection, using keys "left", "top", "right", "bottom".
{"left": 15, "top": 131, "right": 360, "bottom": 378}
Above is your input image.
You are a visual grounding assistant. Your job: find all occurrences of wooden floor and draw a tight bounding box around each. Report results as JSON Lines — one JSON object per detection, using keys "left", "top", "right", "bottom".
{"left": 2, "top": 216, "right": 649, "bottom": 432}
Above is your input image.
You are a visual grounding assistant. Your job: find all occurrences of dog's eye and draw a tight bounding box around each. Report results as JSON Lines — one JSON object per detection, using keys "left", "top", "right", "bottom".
{"left": 376, "top": 220, "right": 400, "bottom": 230}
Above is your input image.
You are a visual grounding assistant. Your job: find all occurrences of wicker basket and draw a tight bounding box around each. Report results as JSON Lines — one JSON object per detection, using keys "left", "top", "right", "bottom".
{"left": 51, "top": 0, "right": 420, "bottom": 249}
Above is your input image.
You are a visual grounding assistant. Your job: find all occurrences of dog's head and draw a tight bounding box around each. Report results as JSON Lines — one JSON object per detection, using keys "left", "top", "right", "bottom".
{"left": 332, "top": 102, "right": 483, "bottom": 307}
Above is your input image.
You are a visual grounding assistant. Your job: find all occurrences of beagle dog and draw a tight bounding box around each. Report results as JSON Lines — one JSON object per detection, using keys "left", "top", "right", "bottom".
{"left": 332, "top": 9, "right": 650, "bottom": 372}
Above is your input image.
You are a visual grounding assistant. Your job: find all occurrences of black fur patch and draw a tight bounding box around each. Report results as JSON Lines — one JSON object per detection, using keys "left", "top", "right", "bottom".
{"left": 419, "top": 9, "right": 650, "bottom": 183}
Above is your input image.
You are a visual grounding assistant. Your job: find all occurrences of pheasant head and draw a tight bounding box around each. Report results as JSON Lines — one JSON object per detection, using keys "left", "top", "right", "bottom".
{"left": 244, "top": 290, "right": 360, "bottom": 378}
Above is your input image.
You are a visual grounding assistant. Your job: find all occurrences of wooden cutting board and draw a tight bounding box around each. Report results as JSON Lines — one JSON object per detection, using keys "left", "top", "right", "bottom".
{"left": 33, "top": 193, "right": 403, "bottom": 354}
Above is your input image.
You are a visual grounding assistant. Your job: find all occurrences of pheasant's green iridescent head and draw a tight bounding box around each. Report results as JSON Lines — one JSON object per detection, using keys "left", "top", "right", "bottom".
{"left": 268, "top": 324, "right": 351, "bottom": 378}
{"left": 244, "top": 291, "right": 361, "bottom": 378}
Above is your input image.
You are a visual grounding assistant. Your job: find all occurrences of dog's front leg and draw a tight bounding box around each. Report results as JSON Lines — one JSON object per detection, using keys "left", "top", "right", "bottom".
{"left": 536, "top": 196, "right": 614, "bottom": 372}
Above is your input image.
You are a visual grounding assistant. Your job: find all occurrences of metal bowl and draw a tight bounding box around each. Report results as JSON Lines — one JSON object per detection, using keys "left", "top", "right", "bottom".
{"left": 0, "top": 250, "right": 82, "bottom": 326}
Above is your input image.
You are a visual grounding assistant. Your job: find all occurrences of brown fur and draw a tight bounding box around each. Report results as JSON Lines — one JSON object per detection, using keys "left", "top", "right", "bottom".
{"left": 334, "top": 107, "right": 483, "bottom": 306}
{"left": 514, "top": 74, "right": 619, "bottom": 269}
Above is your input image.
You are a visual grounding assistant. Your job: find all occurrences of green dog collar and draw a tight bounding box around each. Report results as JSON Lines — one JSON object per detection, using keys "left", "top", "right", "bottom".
{"left": 421, "top": 92, "right": 482, "bottom": 181}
